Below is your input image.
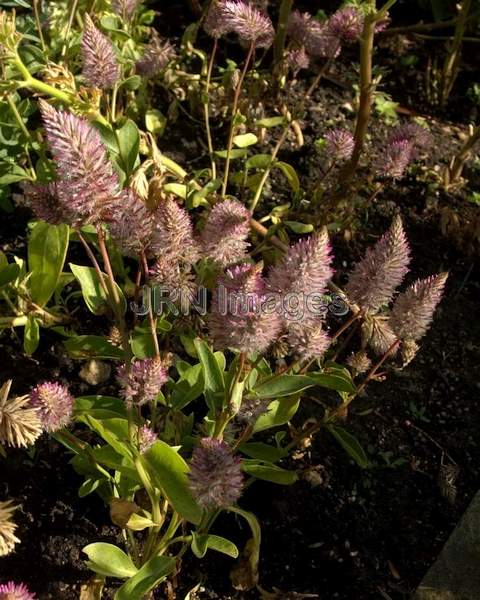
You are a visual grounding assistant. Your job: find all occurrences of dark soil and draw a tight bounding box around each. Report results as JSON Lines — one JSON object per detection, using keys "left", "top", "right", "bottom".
{"left": 1, "top": 6, "right": 480, "bottom": 600}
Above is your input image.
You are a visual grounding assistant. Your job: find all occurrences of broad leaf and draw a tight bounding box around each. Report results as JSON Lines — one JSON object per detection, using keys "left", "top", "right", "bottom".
{"left": 241, "top": 459, "right": 297, "bottom": 485}
{"left": 64, "top": 335, "right": 124, "bottom": 360}
{"left": 70, "top": 264, "right": 127, "bottom": 315}
{"left": 253, "top": 397, "right": 300, "bottom": 433}
{"left": 115, "top": 555, "right": 175, "bottom": 600}
{"left": 326, "top": 424, "right": 369, "bottom": 468}
{"left": 23, "top": 315, "right": 40, "bottom": 355}
{"left": 116, "top": 120, "right": 140, "bottom": 178}
{"left": 82, "top": 543, "right": 138, "bottom": 579}
{"left": 253, "top": 375, "right": 315, "bottom": 399}
{"left": 191, "top": 533, "right": 239, "bottom": 559}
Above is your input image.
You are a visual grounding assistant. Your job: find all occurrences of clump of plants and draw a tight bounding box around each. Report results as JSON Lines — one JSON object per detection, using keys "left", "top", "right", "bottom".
{"left": 0, "top": 1, "right": 453, "bottom": 598}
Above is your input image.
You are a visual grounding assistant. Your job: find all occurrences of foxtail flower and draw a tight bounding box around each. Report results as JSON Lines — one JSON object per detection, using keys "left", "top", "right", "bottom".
{"left": 288, "top": 322, "right": 331, "bottom": 361}
{"left": 287, "top": 11, "right": 340, "bottom": 57}
{"left": 285, "top": 47, "right": 310, "bottom": 75}
{"left": 201, "top": 199, "right": 251, "bottom": 268}
{"left": 375, "top": 139, "right": 413, "bottom": 180}
{"left": 21, "top": 181, "right": 67, "bottom": 225}
{"left": 390, "top": 273, "right": 448, "bottom": 341}
{"left": 361, "top": 315, "right": 398, "bottom": 356}
{"left": 136, "top": 33, "right": 176, "bottom": 77}
{"left": 107, "top": 189, "right": 154, "bottom": 258}
{"left": 346, "top": 351, "right": 371, "bottom": 375}
{"left": 117, "top": 359, "right": 168, "bottom": 406}
{"left": 188, "top": 438, "right": 243, "bottom": 509}
{"left": 209, "top": 263, "right": 282, "bottom": 354}
{"left": 221, "top": 0, "right": 274, "bottom": 48}
{"left": 39, "top": 101, "right": 120, "bottom": 225}
{"left": 0, "top": 381, "right": 42, "bottom": 448}
{"left": 138, "top": 424, "right": 158, "bottom": 454}
{"left": 29, "top": 382, "right": 74, "bottom": 433}
{"left": 82, "top": 14, "right": 120, "bottom": 89}
{"left": 0, "top": 581, "right": 36, "bottom": 600}
{"left": 325, "top": 128, "right": 355, "bottom": 161}
{"left": 346, "top": 216, "right": 410, "bottom": 313}
{"left": 0, "top": 500, "right": 20, "bottom": 557}
{"left": 150, "top": 196, "right": 199, "bottom": 263}
{"left": 327, "top": 7, "right": 363, "bottom": 43}
{"left": 112, "top": 0, "right": 142, "bottom": 20}
{"left": 203, "top": 0, "right": 231, "bottom": 38}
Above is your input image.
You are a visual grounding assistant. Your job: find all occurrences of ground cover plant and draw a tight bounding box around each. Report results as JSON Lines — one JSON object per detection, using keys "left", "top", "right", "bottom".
{"left": 0, "top": 0, "right": 479, "bottom": 598}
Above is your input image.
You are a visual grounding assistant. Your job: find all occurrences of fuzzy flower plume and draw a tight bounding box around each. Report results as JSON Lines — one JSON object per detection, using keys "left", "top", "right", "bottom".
{"left": 287, "top": 10, "right": 340, "bottom": 58}
{"left": 327, "top": 6, "right": 363, "bottom": 43}
{"left": 361, "top": 315, "right": 398, "bottom": 356}
{"left": 107, "top": 189, "right": 153, "bottom": 258}
{"left": 0, "top": 581, "right": 36, "bottom": 600}
{"left": 138, "top": 424, "right": 158, "bottom": 454}
{"left": 188, "top": 438, "right": 243, "bottom": 509}
{"left": 0, "top": 381, "right": 42, "bottom": 448}
{"left": 346, "top": 216, "right": 410, "bottom": 313}
{"left": 29, "top": 382, "right": 74, "bottom": 433}
{"left": 150, "top": 196, "right": 199, "bottom": 263}
{"left": 203, "top": 0, "right": 231, "bottom": 38}
{"left": 390, "top": 273, "right": 448, "bottom": 342}
{"left": 136, "top": 33, "right": 176, "bottom": 77}
{"left": 222, "top": 0, "right": 274, "bottom": 48}
{"left": 0, "top": 500, "right": 20, "bottom": 557}
{"left": 376, "top": 123, "right": 431, "bottom": 180}
{"left": 21, "top": 181, "right": 66, "bottom": 225}
{"left": 346, "top": 351, "right": 371, "bottom": 375}
{"left": 38, "top": 101, "right": 120, "bottom": 225}
{"left": 268, "top": 229, "right": 333, "bottom": 310}
{"left": 201, "top": 199, "right": 251, "bottom": 268}
{"left": 112, "top": 0, "right": 142, "bottom": 20}
{"left": 285, "top": 47, "right": 310, "bottom": 75}
{"left": 325, "top": 128, "right": 355, "bottom": 161}
{"left": 82, "top": 14, "right": 120, "bottom": 89}
{"left": 288, "top": 322, "right": 331, "bottom": 361}
{"left": 117, "top": 359, "right": 168, "bottom": 406}
{"left": 209, "top": 263, "right": 282, "bottom": 354}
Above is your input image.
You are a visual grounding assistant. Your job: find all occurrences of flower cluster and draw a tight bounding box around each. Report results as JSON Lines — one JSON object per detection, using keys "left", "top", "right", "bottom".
{"left": 376, "top": 122, "right": 432, "bottom": 180}
{"left": 325, "top": 128, "right": 355, "bottom": 161}
{"left": 29, "top": 381, "right": 74, "bottom": 433}
{"left": 188, "top": 438, "right": 243, "bottom": 509}
{"left": 204, "top": 0, "right": 274, "bottom": 48}
{"left": 0, "top": 581, "right": 36, "bottom": 600}
{"left": 0, "top": 381, "right": 42, "bottom": 449}
{"left": 201, "top": 199, "right": 251, "bottom": 268}
{"left": 112, "top": 0, "right": 142, "bottom": 20}
{"left": 136, "top": 33, "right": 176, "bottom": 77}
{"left": 24, "top": 102, "right": 120, "bottom": 227}
{"left": 81, "top": 14, "right": 120, "bottom": 89}
{"left": 117, "top": 359, "right": 168, "bottom": 406}
{"left": 138, "top": 424, "right": 158, "bottom": 454}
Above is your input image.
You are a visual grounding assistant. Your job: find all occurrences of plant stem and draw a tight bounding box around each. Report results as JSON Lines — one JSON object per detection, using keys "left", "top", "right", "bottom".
{"left": 356, "top": 338, "right": 400, "bottom": 395}
{"left": 6, "top": 94, "right": 31, "bottom": 141}
{"left": 76, "top": 230, "right": 110, "bottom": 297}
{"left": 61, "top": 0, "right": 80, "bottom": 61}
{"left": 204, "top": 39, "right": 218, "bottom": 180}
{"left": 273, "top": 0, "right": 294, "bottom": 67}
{"left": 0, "top": 316, "right": 28, "bottom": 328}
{"left": 33, "top": 0, "right": 47, "bottom": 55}
{"left": 448, "top": 123, "right": 480, "bottom": 182}
{"left": 221, "top": 42, "right": 255, "bottom": 198}
{"left": 140, "top": 250, "right": 160, "bottom": 359}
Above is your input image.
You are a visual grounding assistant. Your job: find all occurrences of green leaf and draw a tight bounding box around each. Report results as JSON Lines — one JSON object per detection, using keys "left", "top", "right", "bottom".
{"left": 115, "top": 555, "right": 175, "bottom": 600}
{"left": 255, "top": 116, "right": 286, "bottom": 128}
{"left": 275, "top": 161, "right": 300, "bottom": 194}
{"left": 238, "top": 442, "right": 287, "bottom": 462}
{"left": 28, "top": 222, "right": 69, "bottom": 307}
{"left": 163, "top": 183, "right": 187, "bottom": 199}
{"left": 145, "top": 109, "right": 166, "bottom": 136}
{"left": 70, "top": 264, "right": 127, "bottom": 315}
{"left": 253, "top": 375, "right": 315, "bottom": 399}
{"left": 285, "top": 221, "right": 314, "bottom": 234}
{"left": 143, "top": 441, "right": 202, "bottom": 525}
{"left": 194, "top": 339, "right": 225, "bottom": 410}
{"left": 0, "top": 263, "right": 20, "bottom": 288}
{"left": 24, "top": 315, "right": 40, "bottom": 355}
{"left": 309, "top": 369, "right": 356, "bottom": 394}
{"left": 241, "top": 459, "right": 297, "bottom": 485}
{"left": 74, "top": 396, "right": 127, "bottom": 420}
{"left": 191, "top": 533, "right": 239, "bottom": 559}
{"left": 253, "top": 397, "right": 300, "bottom": 433}
{"left": 233, "top": 133, "right": 258, "bottom": 148}
{"left": 326, "top": 425, "right": 369, "bottom": 468}
{"left": 80, "top": 417, "right": 132, "bottom": 460}
{"left": 82, "top": 543, "right": 138, "bottom": 579}
{"left": 115, "top": 120, "right": 140, "bottom": 178}
{"left": 214, "top": 149, "right": 248, "bottom": 159}
{"left": 64, "top": 335, "right": 124, "bottom": 360}
{"left": 246, "top": 154, "right": 272, "bottom": 169}
{"left": 228, "top": 507, "right": 261, "bottom": 591}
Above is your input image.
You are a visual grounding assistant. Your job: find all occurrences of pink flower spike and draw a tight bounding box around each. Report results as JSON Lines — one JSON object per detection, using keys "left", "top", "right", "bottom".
{"left": 0, "top": 581, "right": 36, "bottom": 600}
{"left": 81, "top": 14, "right": 120, "bottom": 89}
{"left": 29, "top": 382, "right": 74, "bottom": 433}
{"left": 117, "top": 359, "right": 168, "bottom": 406}
{"left": 221, "top": 0, "right": 274, "bottom": 48}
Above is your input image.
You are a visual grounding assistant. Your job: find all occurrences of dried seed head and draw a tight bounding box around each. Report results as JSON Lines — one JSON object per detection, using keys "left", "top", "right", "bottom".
{"left": 288, "top": 322, "right": 331, "bottom": 361}
{"left": 325, "top": 128, "right": 355, "bottom": 161}
{"left": 136, "top": 33, "right": 176, "bottom": 77}
{"left": 29, "top": 382, "right": 74, "bottom": 433}
{"left": 327, "top": 6, "right": 363, "bottom": 43}
{"left": 39, "top": 101, "right": 120, "bottom": 226}
{"left": 0, "top": 500, "right": 20, "bottom": 558}
{"left": 188, "top": 438, "right": 243, "bottom": 509}
{"left": 361, "top": 315, "right": 398, "bottom": 356}
{"left": 221, "top": 0, "right": 274, "bottom": 48}
{"left": 346, "top": 216, "right": 410, "bottom": 313}
{"left": 400, "top": 338, "right": 419, "bottom": 367}
{"left": 0, "top": 581, "right": 36, "bottom": 600}
{"left": 346, "top": 351, "right": 371, "bottom": 375}
{"left": 0, "top": 381, "right": 42, "bottom": 448}
{"left": 117, "top": 359, "right": 168, "bottom": 406}
{"left": 390, "top": 273, "right": 448, "bottom": 341}
{"left": 138, "top": 424, "right": 158, "bottom": 454}
{"left": 209, "top": 263, "right": 282, "bottom": 354}
{"left": 82, "top": 14, "right": 120, "bottom": 89}
{"left": 201, "top": 199, "right": 251, "bottom": 268}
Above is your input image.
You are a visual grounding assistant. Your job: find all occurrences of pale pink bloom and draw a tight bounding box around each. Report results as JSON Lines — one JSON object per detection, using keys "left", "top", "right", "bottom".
{"left": 117, "top": 359, "right": 168, "bottom": 406}
{"left": 288, "top": 322, "right": 331, "bottom": 360}
{"left": 327, "top": 7, "right": 363, "bottom": 43}
{"left": 136, "top": 33, "right": 176, "bottom": 77}
{"left": 29, "top": 382, "right": 74, "bottom": 433}
{"left": 0, "top": 581, "right": 36, "bottom": 600}
{"left": 82, "top": 14, "right": 120, "bottom": 89}
{"left": 325, "top": 128, "right": 355, "bottom": 161}
{"left": 221, "top": 0, "right": 275, "bottom": 48}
